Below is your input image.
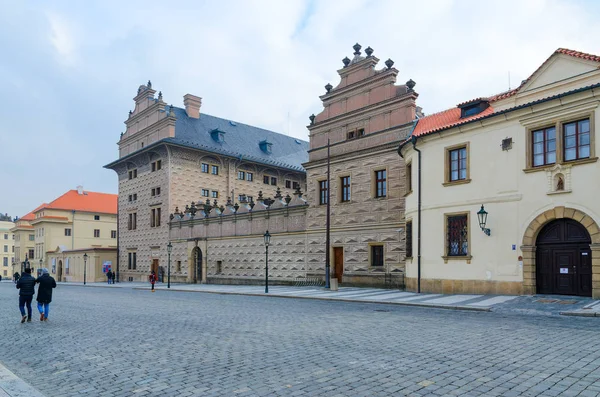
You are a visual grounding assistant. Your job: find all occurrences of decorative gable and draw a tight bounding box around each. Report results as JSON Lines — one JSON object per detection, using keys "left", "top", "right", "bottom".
{"left": 520, "top": 54, "right": 600, "bottom": 93}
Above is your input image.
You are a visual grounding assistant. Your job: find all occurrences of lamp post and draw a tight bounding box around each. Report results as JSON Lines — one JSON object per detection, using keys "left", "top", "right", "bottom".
{"left": 477, "top": 205, "right": 491, "bottom": 236}
{"left": 263, "top": 230, "right": 271, "bottom": 294}
{"left": 83, "top": 253, "right": 88, "bottom": 285}
{"left": 167, "top": 241, "right": 172, "bottom": 289}
{"left": 39, "top": 258, "right": 43, "bottom": 277}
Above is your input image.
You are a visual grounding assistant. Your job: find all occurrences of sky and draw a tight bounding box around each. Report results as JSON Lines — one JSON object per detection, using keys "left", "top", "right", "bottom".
{"left": 2, "top": 0, "right": 600, "bottom": 218}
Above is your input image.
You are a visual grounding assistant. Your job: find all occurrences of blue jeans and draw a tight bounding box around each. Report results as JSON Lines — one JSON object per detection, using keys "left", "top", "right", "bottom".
{"left": 19, "top": 296, "right": 33, "bottom": 318}
{"left": 38, "top": 302, "right": 50, "bottom": 319}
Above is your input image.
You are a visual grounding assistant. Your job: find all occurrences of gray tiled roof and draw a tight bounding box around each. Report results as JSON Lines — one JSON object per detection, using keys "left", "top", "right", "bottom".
{"left": 165, "top": 107, "right": 309, "bottom": 171}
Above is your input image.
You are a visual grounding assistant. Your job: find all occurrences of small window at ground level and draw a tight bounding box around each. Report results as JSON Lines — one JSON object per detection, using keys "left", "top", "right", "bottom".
{"left": 371, "top": 245, "right": 384, "bottom": 266}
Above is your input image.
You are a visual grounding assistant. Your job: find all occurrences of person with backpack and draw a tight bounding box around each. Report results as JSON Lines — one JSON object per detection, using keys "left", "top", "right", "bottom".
{"left": 35, "top": 268, "right": 57, "bottom": 321}
{"left": 16, "top": 268, "right": 36, "bottom": 323}
{"left": 149, "top": 270, "right": 157, "bottom": 292}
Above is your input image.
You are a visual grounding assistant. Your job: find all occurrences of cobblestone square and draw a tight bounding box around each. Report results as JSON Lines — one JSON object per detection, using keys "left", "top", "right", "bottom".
{"left": 1, "top": 283, "right": 599, "bottom": 396}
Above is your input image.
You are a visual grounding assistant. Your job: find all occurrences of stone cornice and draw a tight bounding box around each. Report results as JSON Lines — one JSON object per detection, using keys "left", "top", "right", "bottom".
{"left": 308, "top": 93, "right": 417, "bottom": 131}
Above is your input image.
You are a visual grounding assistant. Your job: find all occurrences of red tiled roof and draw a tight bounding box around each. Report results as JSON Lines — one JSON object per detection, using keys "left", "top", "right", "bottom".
{"left": 20, "top": 204, "right": 46, "bottom": 221}
{"left": 37, "top": 190, "right": 117, "bottom": 214}
{"left": 412, "top": 48, "right": 600, "bottom": 138}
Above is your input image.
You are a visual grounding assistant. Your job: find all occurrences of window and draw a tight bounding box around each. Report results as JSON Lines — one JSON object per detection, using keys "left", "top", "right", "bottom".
{"left": 449, "top": 147, "right": 467, "bottom": 181}
{"left": 28, "top": 249, "right": 34, "bottom": 259}
{"left": 3, "top": 234, "right": 7, "bottom": 239}
{"left": 341, "top": 176, "right": 351, "bottom": 202}
{"left": 211, "top": 191, "right": 219, "bottom": 198}
{"left": 347, "top": 130, "right": 355, "bottom": 140}
{"left": 406, "top": 221, "right": 413, "bottom": 258}
{"left": 202, "top": 189, "right": 209, "bottom": 197}
{"left": 128, "top": 169, "right": 138, "bottom": 179}
{"left": 151, "top": 208, "right": 161, "bottom": 228}
{"left": 216, "top": 260, "right": 222, "bottom": 274}
{"left": 3, "top": 245, "right": 7, "bottom": 252}
{"left": 247, "top": 196, "right": 253, "bottom": 202}
{"left": 211, "top": 165, "right": 219, "bottom": 175}
{"left": 94, "top": 229, "right": 100, "bottom": 238}
{"left": 357, "top": 128, "right": 365, "bottom": 137}
{"left": 151, "top": 187, "right": 161, "bottom": 197}
{"left": 319, "top": 180, "right": 328, "bottom": 205}
{"left": 128, "top": 213, "right": 137, "bottom": 230}
{"left": 375, "top": 170, "right": 387, "bottom": 198}
{"left": 133, "top": 193, "right": 137, "bottom": 201}
{"left": 238, "top": 194, "right": 247, "bottom": 202}
{"left": 128, "top": 252, "right": 137, "bottom": 270}
{"left": 176, "top": 260, "right": 182, "bottom": 272}
{"left": 246, "top": 172, "right": 253, "bottom": 182}
{"left": 65, "top": 228, "right": 71, "bottom": 237}
{"left": 128, "top": 194, "right": 132, "bottom": 202}
{"left": 406, "top": 162, "right": 412, "bottom": 193}
{"left": 201, "top": 163, "right": 209, "bottom": 173}
{"left": 271, "top": 177, "right": 277, "bottom": 186}
{"left": 94, "top": 215, "right": 100, "bottom": 220}
{"left": 3, "top": 257, "right": 7, "bottom": 266}
{"left": 532, "top": 127, "right": 556, "bottom": 167}
{"left": 447, "top": 214, "right": 469, "bottom": 257}
{"left": 285, "top": 180, "right": 291, "bottom": 189}
{"left": 293, "top": 181, "right": 299, "bottom": 189}
{"left": 238, "top": 171, "right": 245, "bottom": 180}
{"left": 564, "top": 119, "right": 590, "bottom": 161}
{"left": 151, "top": 160, "right": 162, "bottom": 172}
{"left": 263, "top": 175, "right": 270, "bottom": 184}
{"left": 111, "top": 230, "right": 117, "bottom": 239}
{"left": 371, "top": 245, "right": 384, "bottom": 267}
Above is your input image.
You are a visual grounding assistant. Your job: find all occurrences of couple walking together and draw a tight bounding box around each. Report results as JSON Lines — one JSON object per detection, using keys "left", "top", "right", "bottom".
{"left": 16, "top": 268, "right": 56, "bottom": 323}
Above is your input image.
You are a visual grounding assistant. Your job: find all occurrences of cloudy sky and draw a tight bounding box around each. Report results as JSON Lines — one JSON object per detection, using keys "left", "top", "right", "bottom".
{"left": 2, "top": 0, "right": 599, "bottom": 218}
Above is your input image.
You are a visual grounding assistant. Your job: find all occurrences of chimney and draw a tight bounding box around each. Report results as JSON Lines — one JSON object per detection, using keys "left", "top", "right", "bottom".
{"left": 183, "top": 94, "right": 202, "bottom": 119}
{"left": 77, "top": 185, "right": 84, "bottom": 195}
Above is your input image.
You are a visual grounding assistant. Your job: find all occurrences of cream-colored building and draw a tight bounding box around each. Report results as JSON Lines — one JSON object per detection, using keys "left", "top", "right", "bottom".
{"left": 0, "top": 216, "right": 15, "bottom": 279}
{"left": 11, "top": 187, "right": 118, "bottom": 280}
{"left": 47, "top": 248, "right": 117, "bottom": 283}
{"left": 105, "top": 81, "right": 307, "bottom": 283}
{"left": 399, "top": 48, "right": 600, "bottom": 298}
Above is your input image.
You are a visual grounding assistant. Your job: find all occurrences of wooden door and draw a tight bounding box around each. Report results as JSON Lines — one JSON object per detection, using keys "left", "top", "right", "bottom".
{"left": 553, "top": 250, "right": 576, "bottom": 295}
{"left": 151, "top": 259, "right": 159, "bottom": 277}
{"left": 333, "top": 247, "right": 343, "bottom": 282}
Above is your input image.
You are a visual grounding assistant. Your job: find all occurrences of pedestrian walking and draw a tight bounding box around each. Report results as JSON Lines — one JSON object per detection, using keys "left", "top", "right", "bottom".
{"left": 106, "top": 270, "right": 113, "bottom": 284}
{"left": 13, "top": 272, "right": 20, "bottom": 284}
{"left": 149, "top": 270, "right": 157, "bottom": 292}
{"left": 35, "top": 268, "right": 56, "bottom": 321}
{"left": 16, "top": 268, "right": 36, "bottom": 323}
{"left": 111, "top": 271, "right": 116, "bottom": 284}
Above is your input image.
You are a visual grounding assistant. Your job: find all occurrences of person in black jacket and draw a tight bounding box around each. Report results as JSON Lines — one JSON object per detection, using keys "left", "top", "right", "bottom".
{"left": 16, "top": 268, "right": 36, "bottom": 323}
{"left": 36, "top": 268, "right": 57, "bottom": 321}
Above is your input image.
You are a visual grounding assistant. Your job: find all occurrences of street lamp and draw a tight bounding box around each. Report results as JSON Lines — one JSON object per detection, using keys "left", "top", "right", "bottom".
{"left": 83, "top": 253, "right": 88, "bottom": 285}
{"left": 39, "top": 258, "right": 43, "bottom": 277}
{"left": 477, "top": 205, "right": 491, "bottom": 236}
{"left": 263, "top": 230, "right": 271, "bottom": 294}
{"left": 167, "top": 241, "right": 173, "bottom": 289}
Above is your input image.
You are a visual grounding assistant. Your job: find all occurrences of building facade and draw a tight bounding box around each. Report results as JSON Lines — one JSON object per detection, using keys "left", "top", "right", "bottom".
{"left": 399, "top": 48, "right": 600, "bottom": 298}
{"left": 0, "top": 215, "right": 15, "bottom": 279}
{"left": 46, "top": 248, "right": 117, "bottom": 283}
{"left": 105, "top": 83, "right": 308, "bottom": 282}
{"left": 11, "top": 188, "right": 117, "bottom": 279}
{"left": 166, "top": 44, "right": 416, "bottom": 288}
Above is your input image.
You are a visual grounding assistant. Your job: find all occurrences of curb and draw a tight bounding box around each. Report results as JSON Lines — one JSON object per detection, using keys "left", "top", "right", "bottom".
{"left": 560, "top": 311, "right": 600, "bottom": 317}
{"left": 0, "top": 362, "right": 45, "bottom": 397}
{"left": 132, "top": 287, "right": 492, "bottom": 312}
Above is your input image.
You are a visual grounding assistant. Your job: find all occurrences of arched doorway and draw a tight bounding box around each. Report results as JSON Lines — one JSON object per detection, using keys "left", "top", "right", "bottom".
{"left": 536, "top": 219, "right": 592, "bottom": 296}
{"left": 57, "top": 260, "right": 63, "bottom": 282}
{"left": 192, "top": 247, "right": 202, "bottom": 284}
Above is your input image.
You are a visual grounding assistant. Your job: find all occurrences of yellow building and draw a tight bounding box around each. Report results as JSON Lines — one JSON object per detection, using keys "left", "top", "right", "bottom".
{"left": 399, "top": 48, "right": 600, "bottom": 298}
{"left": 12, "top": 187, "right": 118, "bottom": 280}
{"left": 0, "top": 215, "right": 15, "bottom": 279}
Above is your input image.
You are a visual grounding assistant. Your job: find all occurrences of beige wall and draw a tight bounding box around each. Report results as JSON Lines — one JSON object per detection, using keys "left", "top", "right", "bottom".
{"left": 11, "top": 220, "right": 35, "bottom": 275}
{"left": 402, "top": 61, "right": 600, "bottom": 296}
{"left": 0, "top": 221, "right": 14, "bottom": 278}
{"left": 47, "top": 249, "right": 117, "bottom": 283}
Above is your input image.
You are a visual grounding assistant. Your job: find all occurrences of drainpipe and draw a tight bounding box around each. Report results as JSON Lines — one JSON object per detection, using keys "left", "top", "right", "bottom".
{"left": 411, "top": 135, "right": 422, "bottom": 293}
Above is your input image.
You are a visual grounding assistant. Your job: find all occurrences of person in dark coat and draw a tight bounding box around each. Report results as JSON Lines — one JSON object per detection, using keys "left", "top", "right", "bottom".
{"left": 111, "top": 271, "right": 116, "bottom": 284}
{"left": 149, "top": 270, "right": 157, "bottom": 292}
{"left": 16, "top": 268, "right": 36, "bottom": 323}
{"left": 106, "top": 270, "right": 113, "bottom": 284}
{"left": 35, "top": 268, "right": 56, "bottom": 321}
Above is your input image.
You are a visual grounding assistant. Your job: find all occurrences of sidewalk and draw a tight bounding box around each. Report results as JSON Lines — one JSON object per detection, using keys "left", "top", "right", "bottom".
{"left": 57, "top": 280, "right": 600, "bottom": 317}
{"left": 0, "top": 362, "right": 45, "bottom": 397}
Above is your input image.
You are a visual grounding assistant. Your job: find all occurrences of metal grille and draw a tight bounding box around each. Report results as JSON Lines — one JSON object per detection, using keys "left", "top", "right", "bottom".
{"left": 447, "top": 215, "right": 468, "bottom": 256}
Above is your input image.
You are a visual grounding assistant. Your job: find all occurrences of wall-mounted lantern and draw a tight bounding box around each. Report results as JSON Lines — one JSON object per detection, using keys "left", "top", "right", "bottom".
{"left": 477, "top": 205, "right": 491, "bottom": 236}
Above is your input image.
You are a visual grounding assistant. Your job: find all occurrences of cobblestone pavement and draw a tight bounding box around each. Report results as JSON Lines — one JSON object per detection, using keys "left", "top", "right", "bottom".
{"left": 1, "top": 283, "right": 599, "bottom": 397}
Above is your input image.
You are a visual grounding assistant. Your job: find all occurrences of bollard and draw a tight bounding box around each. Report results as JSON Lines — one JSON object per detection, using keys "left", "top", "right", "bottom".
{"left": 330, "top": 278, "right": 338, "bottom": 291}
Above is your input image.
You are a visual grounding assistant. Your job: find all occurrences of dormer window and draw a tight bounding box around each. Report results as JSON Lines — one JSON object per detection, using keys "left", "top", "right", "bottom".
{"left": 210, "top": 128, "right": 225, "bottom": 143}
{"left": 458, "top": 99, "right": 489, "bottom": 119}
{"left": 259, "top": 140, "right": 272, "bottom": 154}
